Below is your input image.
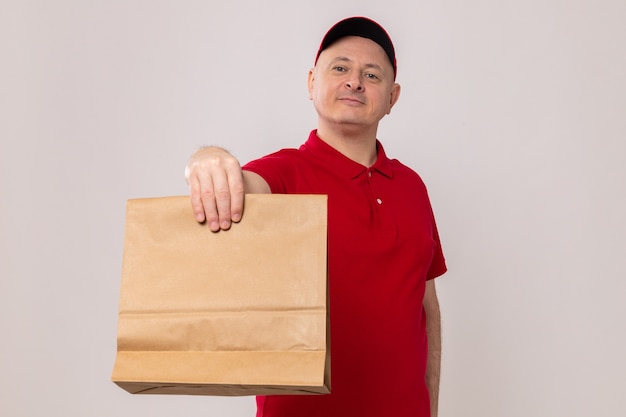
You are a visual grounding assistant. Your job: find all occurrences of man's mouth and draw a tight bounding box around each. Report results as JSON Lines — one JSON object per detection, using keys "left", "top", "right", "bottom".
{"left": 338, "top": 96, "right": 365, "bottom": 105}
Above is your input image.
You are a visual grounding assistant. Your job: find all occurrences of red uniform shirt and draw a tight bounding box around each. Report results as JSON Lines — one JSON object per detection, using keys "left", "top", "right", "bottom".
{"left": 244, "top": 130, "right": 447, "bottom": 417}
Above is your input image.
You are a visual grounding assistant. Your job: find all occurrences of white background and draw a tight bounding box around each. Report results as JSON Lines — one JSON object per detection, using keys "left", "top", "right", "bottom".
{"left": 1, "top": 1, "right": 625, "bottom": 416}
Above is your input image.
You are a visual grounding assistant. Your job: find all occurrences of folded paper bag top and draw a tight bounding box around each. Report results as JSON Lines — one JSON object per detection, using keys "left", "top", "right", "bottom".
{"left": 112, "top": 194, "right": 330, "bottom": 396}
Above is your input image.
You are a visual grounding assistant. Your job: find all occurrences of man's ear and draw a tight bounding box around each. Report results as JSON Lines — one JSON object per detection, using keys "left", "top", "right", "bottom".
{"left": 387, "top": 83, "right": 401, "bottom": 114}
{"left": 307, "top": 68, "right": 315, "bottom": 100}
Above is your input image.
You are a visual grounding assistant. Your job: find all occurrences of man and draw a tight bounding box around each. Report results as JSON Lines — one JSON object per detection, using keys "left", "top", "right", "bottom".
{"left": 185, "top": 17, "right": 447, "bottom": 417}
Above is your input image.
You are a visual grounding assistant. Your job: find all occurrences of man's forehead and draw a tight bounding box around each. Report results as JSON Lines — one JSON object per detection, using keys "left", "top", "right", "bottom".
{"left": 318, "top": 36, "right": 389, "bottom": 61}
{"left": 317, "top": 37, "right": 392, "bottom": 72}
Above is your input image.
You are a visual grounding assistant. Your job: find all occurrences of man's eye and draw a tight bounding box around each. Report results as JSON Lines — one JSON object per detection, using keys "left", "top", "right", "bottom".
{"left": 333, "top": 66, "right": 347, "bottom": 72}
{"left": 365, "top": 73, "right": 379, "bottom": 79}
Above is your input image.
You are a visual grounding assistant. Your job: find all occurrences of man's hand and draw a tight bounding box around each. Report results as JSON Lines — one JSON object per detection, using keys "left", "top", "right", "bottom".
{"left": 185, "top": 147, "right": 245, "bottom": 232}
{"left": 424, "top": 280, "right": 441, "bottom": 417}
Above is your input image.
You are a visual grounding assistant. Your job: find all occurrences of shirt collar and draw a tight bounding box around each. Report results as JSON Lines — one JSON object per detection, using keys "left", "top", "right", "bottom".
{"left": 300, "top": 130, "right": 394, "bottom": 180}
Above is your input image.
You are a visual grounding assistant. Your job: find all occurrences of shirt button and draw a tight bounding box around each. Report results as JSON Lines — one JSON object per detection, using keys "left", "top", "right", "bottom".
{"left": 368, "top": 171, "right": 372, "bottom": 177}
{"left": 376, "top": 198, "right": 382, "bottom": 205}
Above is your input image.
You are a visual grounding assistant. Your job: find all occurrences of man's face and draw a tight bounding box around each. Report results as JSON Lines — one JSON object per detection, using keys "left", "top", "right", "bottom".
{"left": 308, "top": 36, "right": 400, "bottom": 131}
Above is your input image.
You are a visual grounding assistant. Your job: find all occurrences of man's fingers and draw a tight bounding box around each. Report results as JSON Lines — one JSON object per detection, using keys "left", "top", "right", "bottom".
{"left": 228, "top": 170, "right": 245, "bottom": 223}
{"left": 185, "top": 146, "right": 245, "bottom": 232}
{"left": 189, "top": 177, "right": 207, "bottom": 223}
{"left": 198, "top": 168, "right": 227, "bottom": 231}
{"left": 212, "top": 181, "right": 233, "bottom": 231}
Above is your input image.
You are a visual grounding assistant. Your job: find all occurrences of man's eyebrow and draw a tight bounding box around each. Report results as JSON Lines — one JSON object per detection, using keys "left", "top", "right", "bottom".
{"left": 329, "top": 56, "right": 352, "bottom": 64}
{"left": 363, "top": 63, "right": 385, "bottom": 72}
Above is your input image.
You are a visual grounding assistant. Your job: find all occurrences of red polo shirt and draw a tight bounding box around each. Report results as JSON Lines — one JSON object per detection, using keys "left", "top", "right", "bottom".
{"left": 244, "top": 130, "right": 447, "bottom": 417}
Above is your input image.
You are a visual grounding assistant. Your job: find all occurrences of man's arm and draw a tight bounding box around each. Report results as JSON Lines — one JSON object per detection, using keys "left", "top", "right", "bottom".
{"left": 423, "top": 279, "right": 441, "bottom": 417}
{"left": 185, "top": 146, "right": 270, "bottom": 231}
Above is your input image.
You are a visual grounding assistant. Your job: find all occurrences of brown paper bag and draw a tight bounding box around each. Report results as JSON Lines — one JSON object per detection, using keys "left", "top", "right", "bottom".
{"left": 112, "top": 194, "right": 329, "bottom": 396}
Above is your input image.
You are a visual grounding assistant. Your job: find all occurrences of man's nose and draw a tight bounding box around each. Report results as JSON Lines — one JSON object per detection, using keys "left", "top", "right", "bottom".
{"left": 345, "top": 75, "right": 364, "bottom": 91}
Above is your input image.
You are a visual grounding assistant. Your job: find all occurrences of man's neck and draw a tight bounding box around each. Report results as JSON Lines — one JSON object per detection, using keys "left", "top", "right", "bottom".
{"left": 316, "top": 124, "right": 378, "bottom": 167}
